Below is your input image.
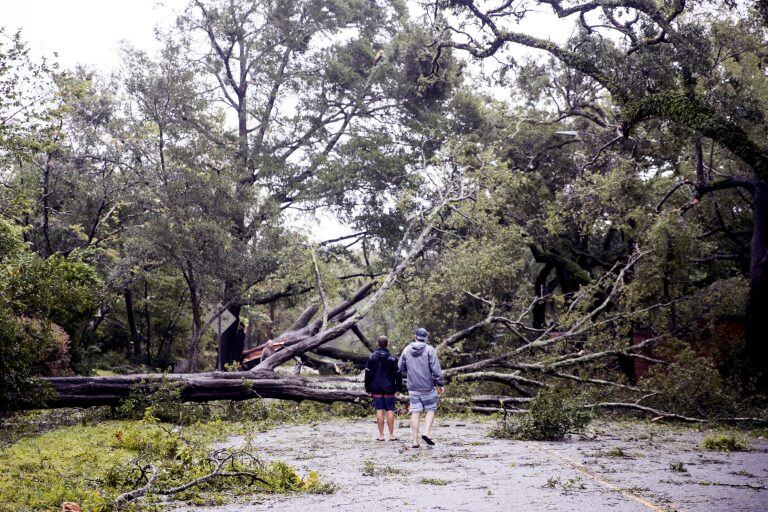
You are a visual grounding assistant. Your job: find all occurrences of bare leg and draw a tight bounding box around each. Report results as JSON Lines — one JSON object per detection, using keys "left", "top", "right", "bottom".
{"left": 387, "top": 411, "right": 396, "bottom": 439}
{"left": 376, "top": 410, "right": 385, "bottom": 440}
{"left": 411, "top": 412, "right": 421, "bottom": 446}
{"left": 424, "top": 410, "right": 436, "bottom": 438}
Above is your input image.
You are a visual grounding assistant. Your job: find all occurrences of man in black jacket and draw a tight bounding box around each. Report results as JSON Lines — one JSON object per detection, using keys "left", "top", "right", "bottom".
{"left": 364, "top": 336, "right": 403, "bottom": 441}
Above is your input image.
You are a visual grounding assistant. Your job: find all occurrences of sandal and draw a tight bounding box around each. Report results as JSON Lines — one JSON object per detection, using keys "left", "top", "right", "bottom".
{"left": 421, "top": 435, "right": 435, "bottom": 446}
{"left": 389, "top": 437, "right": 399, "bottom": 441}
{"left": 411, "top": 444, "right": 420, "bottom": 448}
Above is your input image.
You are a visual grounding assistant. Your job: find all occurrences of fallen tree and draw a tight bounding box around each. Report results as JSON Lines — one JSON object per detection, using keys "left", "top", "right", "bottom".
{"left": 10, "top": 175, "right": 474, "bottom": 411}
{"left": 9, "top": 187, "right": 765, "bottom": 427}
{"left": 21, "top": 372, "right": 367, "bottom": 410}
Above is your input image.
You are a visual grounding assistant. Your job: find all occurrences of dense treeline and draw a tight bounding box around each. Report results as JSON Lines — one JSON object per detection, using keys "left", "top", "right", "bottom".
{"left": 1, "top": 0, "right": 767, "bottom": 414}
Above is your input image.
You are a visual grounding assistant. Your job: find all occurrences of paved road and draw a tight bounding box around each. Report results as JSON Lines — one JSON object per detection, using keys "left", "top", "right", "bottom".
{"left": 172, "top": 418, "right": 768, "bottom": 512}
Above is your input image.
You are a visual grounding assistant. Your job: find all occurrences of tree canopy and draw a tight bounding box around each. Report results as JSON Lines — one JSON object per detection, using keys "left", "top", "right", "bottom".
{"left": 1, "top": 0, "right": 767, "bottom": 413}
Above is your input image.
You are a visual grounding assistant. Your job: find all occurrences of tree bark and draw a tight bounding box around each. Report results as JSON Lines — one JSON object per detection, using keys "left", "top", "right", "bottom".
{"left": 18, "top": 372, "right": 367, "bottom": 410}
{"left": 183, "top": 259, "right": 203, "bottom": 371}
{"left": 144, "top": 279, "right": 152, "bottom": 366}
{"left": 124, "top": 288, "right": 142, "bottom": 359}
{"left": 217, "top": 301, "right": 241, "bottom": 370}
{"left": 746, "top": 180, "right": 768, "bottom": 392}
{"left": 533, "top": 262, "right": 553, "bottom": 329}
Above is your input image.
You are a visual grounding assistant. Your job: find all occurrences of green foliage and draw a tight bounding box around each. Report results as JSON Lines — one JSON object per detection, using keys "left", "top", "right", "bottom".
{"left": 115, "top": 378, "right": 194, "bottom": 424}
{"left": 0, "top": 218, "right": 25, "bottom": 260}
{"left": 1, "top": 0, "right": 766, "bottom": 426}
{"left": 0, "top": 215, "right": 102, "bottom": 407}
{"left": 603, "top": 446, "right": 628, "bottom": 458}
{"left": 361, "top": 458, "right": 402, "bottom": 477}
{"left": 0, "top": 422, "right": 136, "bottom": 511}
{"left": 0, "top": 215, "right": 101, "bottom": 388}
{"left": 361, "top": 459, "right": 376, "bottom": 476}
{"left": 0, "top": 28, "right": 57, "bottom": 155}
{"left": 701, "top": 433, "right": 749, "bottom": 452}
{"left": 0, "top": 416, "right": 326, "bottom": 511}
{"left": 0, "top": 312, "right": 60, "bottom": 409}
{"left": 419, "top": 477, "right": 449, "bottom": 485}
{"left": 491, "top": 388, "right": 591, "bottom": 441}
{"left": 3, "top": 252, "right": 100, "bottom": 335}
{"left": 639, "top": 339, "right": 741, "bottom": 418}
{"left": 669, "top": 461, "right": 687, "bottom": 472}
{"left": 543, "top": 476, "right": 585, "bottom": 491}
{"left": 113, "top": 387, "right": 371, "bottom": 429}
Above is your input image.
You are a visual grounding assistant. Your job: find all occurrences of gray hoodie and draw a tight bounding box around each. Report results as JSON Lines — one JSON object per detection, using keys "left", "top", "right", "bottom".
{"left": 398, "top": 341, "right": 444, "bottom": 394}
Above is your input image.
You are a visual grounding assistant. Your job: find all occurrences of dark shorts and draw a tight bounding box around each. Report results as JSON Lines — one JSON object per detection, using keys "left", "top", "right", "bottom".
{"left": 372, "top": 395, "right": 396, "bottom": 411}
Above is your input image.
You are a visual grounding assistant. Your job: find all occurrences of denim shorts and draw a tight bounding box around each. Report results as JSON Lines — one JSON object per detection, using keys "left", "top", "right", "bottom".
{"left": 409, "top": 389, "right": 439, "bottom": 413}
{"left": 372, "top": 395, "right": 396, "bottom": 411}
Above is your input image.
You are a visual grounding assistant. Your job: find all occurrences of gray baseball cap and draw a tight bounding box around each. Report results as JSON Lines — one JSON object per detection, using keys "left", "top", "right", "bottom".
{"left": 415, "top": 327, "right": 428, "bottom": 341}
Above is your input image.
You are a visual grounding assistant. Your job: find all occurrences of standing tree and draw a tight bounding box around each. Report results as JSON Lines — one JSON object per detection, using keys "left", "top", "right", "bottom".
{"left": 119, "top": 0, "right": 464, "bottom": 370}
{"left": 432, "top": 0, "right": 768, "bottom": 390}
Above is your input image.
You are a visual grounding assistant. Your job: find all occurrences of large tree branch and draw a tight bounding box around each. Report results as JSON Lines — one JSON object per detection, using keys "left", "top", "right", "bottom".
{"left": 621, "top": 92, "right": 768, "bottom": 179}
{"left": 255, "top": 178, "right": 469, "bottom": 371}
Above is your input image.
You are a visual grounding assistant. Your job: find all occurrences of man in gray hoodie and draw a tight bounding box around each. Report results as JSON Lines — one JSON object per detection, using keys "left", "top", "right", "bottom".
{"left": 398, "top": 327, "right": 445, "bottom": 448}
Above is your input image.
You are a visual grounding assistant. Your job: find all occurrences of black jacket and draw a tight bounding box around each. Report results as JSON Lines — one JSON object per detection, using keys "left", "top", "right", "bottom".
{"left": 364, "top": 348, "right": 403, "bottom": 394}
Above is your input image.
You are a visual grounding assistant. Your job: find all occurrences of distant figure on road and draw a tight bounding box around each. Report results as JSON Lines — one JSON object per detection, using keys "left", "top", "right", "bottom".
{"left": 398, "top": 327, "right": 445, "bottom": 448}
{"left": 365, "top": 336, "right": 403, "bottom": 441}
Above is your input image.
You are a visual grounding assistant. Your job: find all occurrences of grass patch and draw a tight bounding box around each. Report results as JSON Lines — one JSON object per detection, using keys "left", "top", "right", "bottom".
{"left": 543, "top": 476, "right": 585, "bottom": 491}
{"left": 361, "top": 459, "right": 403, "bottom": 477}
{"left": 420, "top": 477, "right": 449, "bottom": 485}
{"left": 0, "top": 421, "right": 139, "bottom": 510}
{"left": 669, "top": 461, "right": 687, "bottom": 472}
{"left": 603, "top": 446, "right": 629, "bottom": 458}
{"left": 0, "top": 416, "right": 324, "bottom": 511}
{"left": 702, "top": 434, "right": 749, "bottom": 452}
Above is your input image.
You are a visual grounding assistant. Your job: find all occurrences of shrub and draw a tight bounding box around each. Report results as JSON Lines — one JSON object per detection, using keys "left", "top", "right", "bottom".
{"left": 3, "top": 253, "right": 101, "bottom": 337}
{"left": 0, "top": 312, "right": 65, "bottom": 409}
{"left": 0, "top": 220, "right": 102, "bottom": 390}
{"left": 491, "top": 387, "right": 591, "bottom": 441}
{"left": 603, "top": 446, "right": 629, "bottom": 458}
{"left": 115, "top": 378, "right": 213, "bottom": 425}
{"left": 702, "top": 434, "right": 749, "bottom": 452}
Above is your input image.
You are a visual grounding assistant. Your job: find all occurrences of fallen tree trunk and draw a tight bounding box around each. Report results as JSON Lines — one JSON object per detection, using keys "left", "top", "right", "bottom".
{"left": 15, "top": 375, "right": 768, "bottom": 426}
{"left": 18, "top": 372, "right": 368, "bottom": 410}
{"left": 18, "top": 373, "right": 524, "bottom": 411}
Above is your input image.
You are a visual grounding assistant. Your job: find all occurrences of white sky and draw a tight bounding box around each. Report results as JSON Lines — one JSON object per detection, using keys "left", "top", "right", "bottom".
{"left": 3, "top": 0, "right": 572, "bottom": 70}
{"left": 2, "top": 0, "right": 187, "bottom": 69}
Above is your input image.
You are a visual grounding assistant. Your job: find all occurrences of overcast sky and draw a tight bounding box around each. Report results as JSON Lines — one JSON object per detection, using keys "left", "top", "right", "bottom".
{"left": 3, "top": 0, "right": 570, "bottom": 70}
{"left": 3, "top": 0, "right": 187, "bottom": 69}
